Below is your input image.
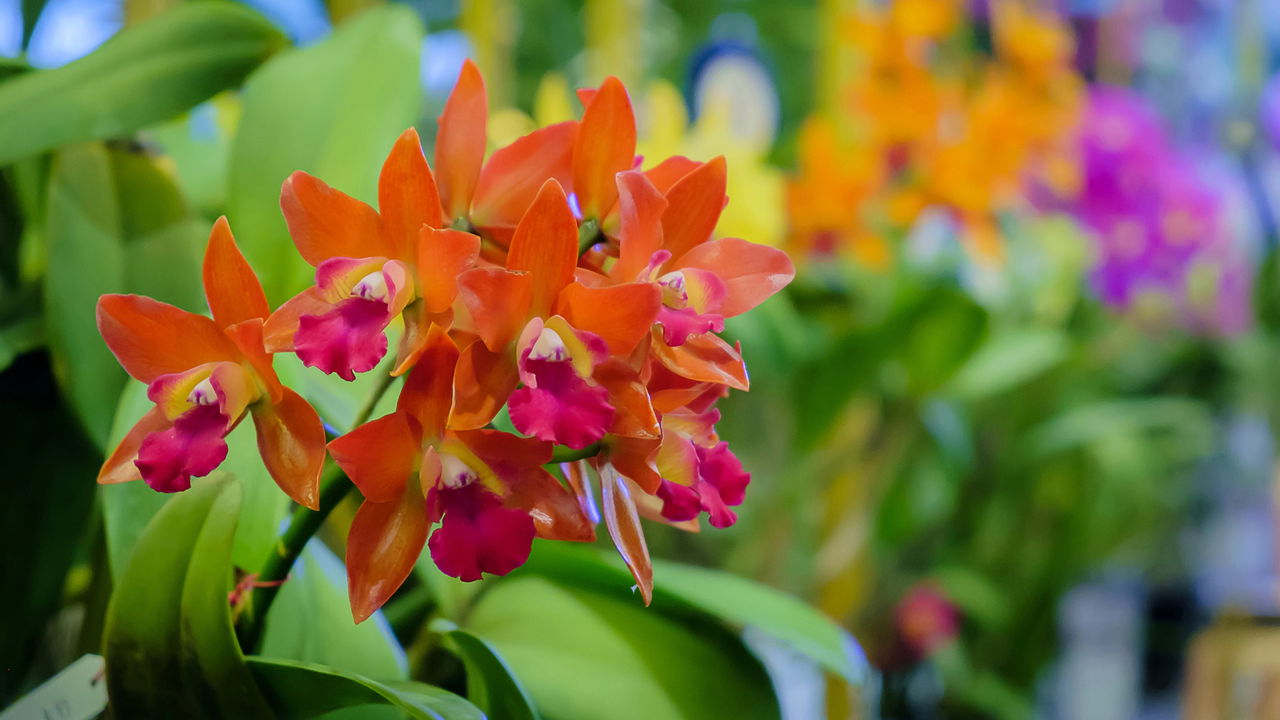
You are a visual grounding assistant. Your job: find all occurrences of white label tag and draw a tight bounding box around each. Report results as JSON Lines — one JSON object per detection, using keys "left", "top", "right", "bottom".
{"left": 0, "top": 654, "right": 107, "bottom": 720}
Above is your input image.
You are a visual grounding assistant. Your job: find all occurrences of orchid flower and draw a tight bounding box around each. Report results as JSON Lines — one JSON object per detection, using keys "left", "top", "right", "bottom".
{"left": 452, "top": 178, "right": 660, "bottom": 448}
{"left": 328, "top": 328, "right": 594, "bottom": 621}
{"left": 97, "top": 218, "right": 326, "bottom": 508}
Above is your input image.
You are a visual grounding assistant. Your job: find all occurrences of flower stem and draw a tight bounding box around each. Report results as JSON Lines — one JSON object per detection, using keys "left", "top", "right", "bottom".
{"left": 550, "top": 442, "right": 602, "bottom": 464}
{"left": 237, "top": 370, "right": 397, "bottom": 653}
{"left": 577, "top": 218, "right": 602, "bottom": 256}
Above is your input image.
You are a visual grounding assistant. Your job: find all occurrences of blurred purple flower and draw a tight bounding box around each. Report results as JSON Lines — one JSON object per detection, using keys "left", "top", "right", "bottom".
{"left": 1072, "top": 87, "right": 1252, "bottom": 335}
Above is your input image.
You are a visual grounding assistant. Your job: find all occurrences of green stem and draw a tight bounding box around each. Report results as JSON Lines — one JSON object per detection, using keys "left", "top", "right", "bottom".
{"left": 237, "top": 370, "right": 397, "bottom": 653}
{"left": 550, "top": 442, "right": 602, "bottom": 464}
{"left": 577, "top": 218, "right": 602, "bottom": 256}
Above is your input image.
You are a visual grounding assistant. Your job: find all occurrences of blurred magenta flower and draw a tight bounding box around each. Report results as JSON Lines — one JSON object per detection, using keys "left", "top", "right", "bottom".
{"left": 1072, "top": 87, "right": 1252, "bottom": 335}
{"left": 895, "top": 583, "right": 959, "bottom": 659}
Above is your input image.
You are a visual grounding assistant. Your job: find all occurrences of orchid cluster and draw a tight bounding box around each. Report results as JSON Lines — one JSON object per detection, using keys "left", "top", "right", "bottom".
{"left": 787, "top": 0, "right": 1082, "bottom": 266}
{"left": 94, "top": 61, "right": 794, "bottom": 622}
{"left": 1062, "top": 87, "right": 1252, "bottom": 335}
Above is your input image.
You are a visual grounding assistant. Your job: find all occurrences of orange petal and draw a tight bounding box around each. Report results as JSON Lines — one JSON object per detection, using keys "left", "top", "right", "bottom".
{"left": 253, "top": 387, "right": 327, "bottom": 510}
{"left": 98, "top": 406, "right": 170, "bottom": 484}
{"left": 471, "top": 121, "right": 577, "bottom": 228}
{"left": 436, "top": 59, "right": 488, "bottom": 220}
{"left": 506, "top": 467, "right": 596, "bottom": 542}
{"left": 280, "top": 171, "right": 387, "bottom": 265}
{"left": 347, "top": 490, "right": 430, "bottom": 623}
{"left": 396, "top": 326, "right": 458, "bottom": 439}
{"left": 600, "top": 464, "right": 653, "bottom": 605}
{"left": 417, "top": 227, "right": 480, "bottom": 314}
{"left": 674, "top": 237, "right": 795, "bottom": 317}
{"left": 505, "top": 179, "right": 578, "bottom": 317}
{"left": 644, "top": 155, "right": 700, "bottom": 193}
{"left": 262, "top": 287, "right": 330, "bottom": 353}
{"left": 203, "top": 217, "right": 269, "bottom": 329}
{"left": 328, "top": 411, "right": 419, "bottom": 504}
{"left": 97, "top": 294, "right": 239, "bottom": 384}
{"left": 606, "top": 437, "right": 661, "bottom": 494}
{"left": 594, "top": 360, "right": 659, "bottom": 439}
{"left": 456, "top": 267, "right": 532, "bottom": 352}
{"left": 572, "top": 76, "right": 635, "bottom": 219}
{"left": 392, "top": 302, "right": 453, "bottom": 377}
{"left": 449, "top": 341, "right": 518, "bottom": 430}
{"left": 563, "top": 459, "right": 601, "bottom": 525}
{"left": 576, "top": 87, "right": 597, "bottom": 108}
{"left": 612, "top": 170, "right": 668, "bottom": 281}
{"left": 661, "top": 155, "right": 726, "bottom": 261}
{"left": 223, "top": 319, "right": 283, "bottom": 404}
{"left": 556, "top": 281, "right": 660, "bottom": 356}
{"left": 649, "top": 329, "right": 748, "bottom": 391}
{"left": 379, "top": 128, "right": 443, "bottom": 259}
{"left": 457, "top": 428, "right": 553, "bottom": 471}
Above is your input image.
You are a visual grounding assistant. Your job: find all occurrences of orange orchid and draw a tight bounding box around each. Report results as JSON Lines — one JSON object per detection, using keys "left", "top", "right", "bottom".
{"left": 452, "top": 178, "right": 661, "bottom": 448}
{"left": 574, "top": 166, "right": 793, "bottom": 386}
{"left": 569, "top": 76, "right": 638, "bottom": 234}
{"left": 328, "top": 328, "right": 594, "bottom": 622}
{"left": 436, "top": 60, "right": 579, "bottom": 241}
{"left": 263, "top": 127, "right": 480, "bottom": 381}
{"left": 96, "top": 218, "right": 326, "bottom": 508}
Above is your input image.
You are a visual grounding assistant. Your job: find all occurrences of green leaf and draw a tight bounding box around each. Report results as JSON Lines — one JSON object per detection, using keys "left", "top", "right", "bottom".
{"left": 43, "top": 143, "right": 127, "bottom": 448}
{"left": 44, "top": 142, "right": 207, "bottom": 448}
{"left": 0, "top": 3, "right": 287, "bottom": 165}
{"left": 248, "top": 656, "right": 484, "bottom": 720}
{"left": 946, "top": 327, "right": 1069, "bottom": 400}
{"left": 179, "top": 479, "right": 275, "bottom": 717}
{"left": 443, "top": 628, "right": 540, "bottom": 720}
{"left": 464, "top": 575, "right": 781, "bottom": 720}
{"left": 261, "top": 542, "right": 408, "bottom": 680}
{"left": 102, "top": 476, "right": 271, "bottom": 717}
{"left": 226, "top": 4, "right": 423, "bottom": 304}
{"left": 648, "top": 561, "right": 869, "bottom": 684}
{"left": 111, "top": 148, "right": 205, "bottom": 312}
{"left": 0, "top": 314, "right": 43, "bottom": 372}
{"left": 1024, "top": 397, "right": 1212, "bottom": 459}
{"left": 899, "top": 287, "right": 989, "bottom": 394}
{"left": 20, "top": 0, "right": 48, "bottom": 49}
{"left": 0, "top": 353, "right": 100, "bottom": 702}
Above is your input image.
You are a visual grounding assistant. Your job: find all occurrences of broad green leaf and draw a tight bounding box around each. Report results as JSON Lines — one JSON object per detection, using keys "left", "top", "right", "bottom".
{"left": 0, "top": 314, "right": 43, "bottom": 372}
{"left": 102, "top": 381, "right": 293, "bottom": 579}
{"left": 178, "top": 478, "right": 274, "bottom": 717}
{"left": 648, "top": 561, "right": 869, "bottom": 684}
{"left": 946, "top": 327, "right": 1069, "bottom": 400}
{"left": 464, "top": 575, "right": 780, "bottom": 720}
{"left": 226, "top": 4, "right": 423, "bottom": 304}
{"left": 0, "top": 3, "right": 287, "bottom": 165}
{"left": 45, "top": 142, "right": 207, "bottom": 448}
{"left": 1024, "top": 397, "right": 1212, "bottom": 459}
{"left": 248, "top": 656, "right": 483, "bottom": 720}
{"left": 0, "top": 353, "right": 100, "bottom": 701}
{"left": 519, "top": 544, "right": 870, "bottom": 685}
{"left": 262, "top": 541, "right": 408, "bottom": 680}
{"left": 900, "top": 287, "right": 989, "bottom": 394}
{"left": 43, "top": 143, "right": 127, "bottom": 447}
{"left": 443, "top": 628, "right": 540, "bottom": 720}
{"left": 20, "top": 0, "right": 48, "bottom": 49}
{"left": 110, "top": 149, "right": 205, "bottom": 312}
{"left": 103, "top": 476, "right": 270, "bottom": 717}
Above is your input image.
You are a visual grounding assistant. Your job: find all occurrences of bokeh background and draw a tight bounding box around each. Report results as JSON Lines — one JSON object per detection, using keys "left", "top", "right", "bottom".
{"left": 5, "top": 0, "right": 1280, "bottom": 718}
